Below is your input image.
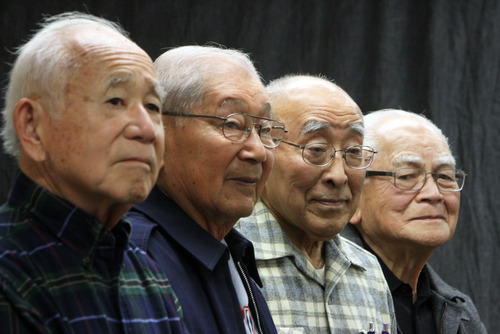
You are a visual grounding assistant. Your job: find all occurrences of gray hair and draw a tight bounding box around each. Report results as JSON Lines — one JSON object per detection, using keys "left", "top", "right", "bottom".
{"left": 266, "top": 74, "right": 329, "bottom": 105}
{"left": 154, "top": 45, "right": 262, "bottom": 118}
{"left": 1, "top": 12, "right": 129, "bottom": 158}
{"left": 363, "top": 108, "right": 452, "bottom": 154}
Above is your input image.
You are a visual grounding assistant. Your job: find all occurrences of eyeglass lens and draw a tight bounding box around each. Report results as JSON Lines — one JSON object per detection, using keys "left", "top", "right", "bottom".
{"left": 395, "top": 168, "right": 464, "bottom": 191}
{"left": 302, "top": 143, "right": 374, "bottom": 168}
{"left": 222, "top": 114, "right": 284, "bottom": 148}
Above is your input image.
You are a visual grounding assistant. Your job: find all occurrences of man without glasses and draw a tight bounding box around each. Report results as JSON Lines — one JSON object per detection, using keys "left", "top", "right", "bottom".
{"left": 0, "top": 12, "right": 185, "bottom": 333}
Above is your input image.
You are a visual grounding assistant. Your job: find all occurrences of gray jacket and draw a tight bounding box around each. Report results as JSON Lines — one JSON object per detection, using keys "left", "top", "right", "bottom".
{"left": 341, "top": 224, "right": 487, "bottom": 334}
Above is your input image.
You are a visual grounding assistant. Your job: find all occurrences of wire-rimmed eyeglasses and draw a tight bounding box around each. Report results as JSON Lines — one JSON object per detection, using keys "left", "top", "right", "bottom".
{"left": 365, "top": 167, "right": 466, "bottom": 192}
{"left": 162, "top": 111, "right": 287, "bottom": 148}
{"left": 281, "top": 141, "right": 377, "bottom": 169}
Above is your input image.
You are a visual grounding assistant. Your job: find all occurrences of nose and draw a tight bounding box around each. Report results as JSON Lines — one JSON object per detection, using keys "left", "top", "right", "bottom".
{"left": 322, "top": 153, "right": 348, "bottom": 186}
{"left": 125, "top": 104, "right": 159, "bottom": 143}
{"left": 239, "top": 126, "right": 268, "bottom": 163}
{"left": 417, "top": 174, "right": 444, "bottom": 202}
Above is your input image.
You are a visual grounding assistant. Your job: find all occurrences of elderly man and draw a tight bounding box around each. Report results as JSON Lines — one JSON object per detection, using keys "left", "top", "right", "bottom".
{"left": 0, "top": 12, "right": 185, "bottom": 333}
{"left": 126, "top": 45, "right": 282, "bottom": 333}
{"left": 342, "top": 109, "right": 486, "bottom": 333}
{"left": 235, "top": 75, "right": 396, "bottom": 333}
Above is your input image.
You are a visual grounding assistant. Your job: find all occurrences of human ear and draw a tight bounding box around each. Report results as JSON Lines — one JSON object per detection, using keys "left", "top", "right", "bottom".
{"left": 350, "top": 207, "right": 362, "bottom": 225}
{"left": 13, "top": 98, "right": 47, "bottom": 162}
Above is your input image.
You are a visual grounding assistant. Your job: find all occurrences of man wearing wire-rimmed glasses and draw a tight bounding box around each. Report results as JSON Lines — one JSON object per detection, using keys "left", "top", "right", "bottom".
{"left": 125, "top": 45, "right": 281, "bottom": 334}
{"left": 342, "top": 109, "right": 486, "bottom": 333}
{"left": 236, "top": 75, "right": 397, "bottom": 333}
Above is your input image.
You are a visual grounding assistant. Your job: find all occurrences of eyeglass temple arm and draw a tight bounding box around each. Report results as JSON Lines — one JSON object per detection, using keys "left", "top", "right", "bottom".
{"left": 281, "top": 140, "right": 303, "bottom": 149}
{"left": 365, "top": 170, "right": 394, "bottom": 177}
{"left": 161, "top": 111, "right": 227, "bottom": 121}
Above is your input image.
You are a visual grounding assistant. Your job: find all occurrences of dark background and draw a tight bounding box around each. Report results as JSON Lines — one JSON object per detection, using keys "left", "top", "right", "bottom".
{"left": 1, "top": 0, "right": 498, "bottom": 332}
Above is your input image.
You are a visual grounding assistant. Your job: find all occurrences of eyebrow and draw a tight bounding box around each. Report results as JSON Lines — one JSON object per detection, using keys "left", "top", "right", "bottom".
{"left": 106, "top": 73, "right": 163, "bottom": 99}
{"left": 302, "top": 120, "right": 364, "bottom": 137}
{"left": 107, "top": 73, "right": 131, "bottom": 87}
{"left": 435, "top": 155, "right": 456, "bottom": 167}
{"left": 393, "top": 154, "right": 456, "bottom": 168}
{"left": 221, "top": 98, "right": 272, "bottom": 117}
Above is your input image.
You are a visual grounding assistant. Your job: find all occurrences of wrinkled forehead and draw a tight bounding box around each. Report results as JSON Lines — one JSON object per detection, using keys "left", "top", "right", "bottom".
{"left": 64, "top": 25, "right": 158, "bottom": 88}
{"left": 65, "top": 24, "right": 152, "bottom": 68}
{"left": 378, "top": 122, "right": 455, "bottom": 168}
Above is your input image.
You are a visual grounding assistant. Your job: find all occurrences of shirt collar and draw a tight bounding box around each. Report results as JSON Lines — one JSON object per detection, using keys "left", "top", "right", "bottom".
{"left": 237, "top": 199, "right": 368, "bottom": 271}
{"left": 7, "top": 171, "right": 130, "bottom": 265}
{"left": 133, "top": 186, "right": 229, "bottom": 270}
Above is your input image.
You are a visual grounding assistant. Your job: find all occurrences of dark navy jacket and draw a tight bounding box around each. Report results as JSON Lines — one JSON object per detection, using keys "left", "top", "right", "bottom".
{"left": 125, "top": 186, "right": 277, "bottom": 334}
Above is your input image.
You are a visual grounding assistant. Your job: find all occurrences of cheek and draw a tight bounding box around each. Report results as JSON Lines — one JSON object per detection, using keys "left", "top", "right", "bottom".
{"left": 289, "top": 167, "right": 320, "bottom": 190}
{"left": 445, "top": 195, "right": 461, "bottom": 219}
{"left": 346, "top": 170, "right": 365, "bottom": 196}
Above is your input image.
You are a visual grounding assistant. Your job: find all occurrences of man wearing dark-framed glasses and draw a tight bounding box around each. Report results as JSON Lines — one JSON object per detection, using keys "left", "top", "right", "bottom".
{"left": 342, "top": 109, "right": 486, "bottom": 334}
{"left": 236, "top": 75, "right": 396, "bottom": 333}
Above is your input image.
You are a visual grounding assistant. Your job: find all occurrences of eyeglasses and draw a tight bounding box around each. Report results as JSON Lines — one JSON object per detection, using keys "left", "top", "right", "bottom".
{"left": 365, "top": 167, "right": 466, "bottom": 192}
{"left": 281, "top": 141, "right": 377, "bottom": 169}
{"left": 162, "top": 111, "right": 287, "bottom": 148}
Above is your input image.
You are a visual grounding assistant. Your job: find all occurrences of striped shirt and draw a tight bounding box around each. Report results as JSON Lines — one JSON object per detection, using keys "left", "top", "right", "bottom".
{"left": 0, "top": 171, "right": 185, "bottom": 333}
{"left": 235, "top": 199, "right": 397, "bottom": 334}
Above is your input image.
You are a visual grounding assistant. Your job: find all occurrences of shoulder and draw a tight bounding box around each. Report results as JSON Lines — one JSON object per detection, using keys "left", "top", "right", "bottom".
{"left": 426, "top": 265, "right": 487, "bottom": 332}
{"left": 125, "top": 210, "right": 160, "bottom": 251}
{"left": 335, "top": 235, "right": 379, "bottom": 269}
{"left": 426, "top": 265, "right": 478, "bottom": 306}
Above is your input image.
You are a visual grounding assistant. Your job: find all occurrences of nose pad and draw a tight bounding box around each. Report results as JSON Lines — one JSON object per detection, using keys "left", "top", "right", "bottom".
{"left": 253, "top": 123, "right": 262, "bottom": 136}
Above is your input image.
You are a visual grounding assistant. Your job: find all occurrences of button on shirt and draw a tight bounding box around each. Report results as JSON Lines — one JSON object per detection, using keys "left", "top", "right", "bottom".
{"left": 0, "top": 172, "right": 185, "bottom": 333}
{"left": 235, "top": 199, "right": 397, "bottom": 334}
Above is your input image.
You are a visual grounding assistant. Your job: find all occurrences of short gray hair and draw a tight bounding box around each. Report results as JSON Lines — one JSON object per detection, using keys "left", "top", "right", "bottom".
{"left": 154, "top": 45, "right": 262, "bottom": 118}
{"left": 1, "top": 12, "right": 129, "bottom": 158}
{"left": 363, "top": 108, "right": 451, "bottom": 153}
{"left": 266, "top": 74, "right": 354, "bottom": 125}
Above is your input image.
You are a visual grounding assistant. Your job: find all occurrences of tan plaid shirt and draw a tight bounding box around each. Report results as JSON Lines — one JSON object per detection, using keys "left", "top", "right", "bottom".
{"left": 235, "top": 199, "right": 397, "bottom": 334}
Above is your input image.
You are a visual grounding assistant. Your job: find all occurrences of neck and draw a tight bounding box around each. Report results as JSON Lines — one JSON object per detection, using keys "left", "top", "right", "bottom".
{"left": 162, "top": 186, "right": 236, "bottom": 241}
{"left": 20, "top": 161, "right": 126, "bottom": 229}
{"left": 275, "top": 220, "right": 326, "bottom": 269}
{"left": 366, "top": 238, "right": 433, "bottom": 299}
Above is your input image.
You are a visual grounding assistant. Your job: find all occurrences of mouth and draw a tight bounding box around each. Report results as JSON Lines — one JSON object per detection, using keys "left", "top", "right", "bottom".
{"left": 411, "top": 215, "right": 445, "bottom": 221}
{"left": 312, "top": 197, "right": 347, "bottom": 207}
{"left": 230, "top": 177, "right": 260, "bottom": 186}
{"left": 119, "top": 157, "right": 152, "bottom": 168}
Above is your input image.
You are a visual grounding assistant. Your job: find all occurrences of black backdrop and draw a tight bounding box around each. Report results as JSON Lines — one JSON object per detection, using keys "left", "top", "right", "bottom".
{"left": 1, "top": 1, "right": 498, "bottom": 332}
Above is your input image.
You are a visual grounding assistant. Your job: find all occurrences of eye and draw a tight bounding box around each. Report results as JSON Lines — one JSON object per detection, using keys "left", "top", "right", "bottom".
{"left": 259, "top": 122, "right": 272, "bottom": 136}
{"left": 436, "top": 171, "right": 455, "bottom": 181}
{"left": 346, "top": 146, "right": 362, "bottom": 158}
{"left": 397, "top": 170, "right": 420, "bottom": 180}
{"left": 305, "top": 144, "right": 328, "bottom": 156}
{"left": 107, "top": 97, "right": 123, "bottom": 106}
{"left": 146, "top": 103, "right": 160, "bottom": 113}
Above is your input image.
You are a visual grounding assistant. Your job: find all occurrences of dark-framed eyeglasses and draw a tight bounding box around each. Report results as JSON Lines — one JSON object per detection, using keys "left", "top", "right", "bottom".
{"left": 365, "top": 167, "right": 466, "bottom": 192}
{"left": 162, "top": 111, "right": 287, "bottom": 148}
{"left": 281, "top": 141, "right": 377, "bottom": 169}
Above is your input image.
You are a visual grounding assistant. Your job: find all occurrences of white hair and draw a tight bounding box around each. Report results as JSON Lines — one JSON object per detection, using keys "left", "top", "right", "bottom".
{"left": 154, "top": 45, "right": 262, "bottom": 118}
{"left": 363, "top": 108, "right": 452, "bottom": 154}
{"left": 1, "top": 12, "right": 129, "bottom": 158}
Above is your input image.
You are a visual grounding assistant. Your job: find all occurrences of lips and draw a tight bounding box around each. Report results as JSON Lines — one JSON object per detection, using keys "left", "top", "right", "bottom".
{"left": 311, "top": 197, "right": 349, "bottom": 207}
{"left": 411, "top": 215, "right": 445, "bottom": 221}
{"left": 118, "top": 156, "right": 153, "bottom": 168}
{"left": 231, "top": 176, "right": 260, "bottom": 185}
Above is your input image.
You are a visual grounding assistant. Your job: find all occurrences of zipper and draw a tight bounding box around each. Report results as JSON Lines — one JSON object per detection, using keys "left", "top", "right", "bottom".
{"left": 439, "top": 302, "right": 447, "bottom": 334}
{"left": 237, "top": 261, "right": 263, "bottom": 334}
